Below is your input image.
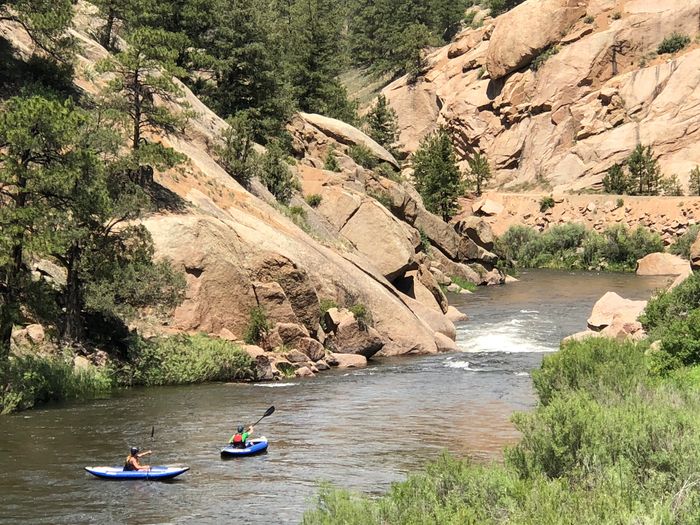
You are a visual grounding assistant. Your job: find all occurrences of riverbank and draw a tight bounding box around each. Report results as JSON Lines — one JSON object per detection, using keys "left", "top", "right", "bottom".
{"left": 304, "top": 272, "right": 700, "bottom": 524}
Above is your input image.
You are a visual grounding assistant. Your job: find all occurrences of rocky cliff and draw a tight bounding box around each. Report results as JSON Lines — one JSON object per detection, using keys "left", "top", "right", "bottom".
{"left": 1, "top": 2, "right": 502, "bottom": 376}
{"left": 384, "top": 0, "right": 700, "bottom": 194}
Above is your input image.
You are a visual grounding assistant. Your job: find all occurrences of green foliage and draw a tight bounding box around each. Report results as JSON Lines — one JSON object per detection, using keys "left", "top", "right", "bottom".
{"left": 669, "top": 224, "right": 700, "bottom": 258}
{"left": 538, "top": 195, "right": 555, "bottom": 212}
{"left": 348, "top": 0, "right": 468, "bottom": 77}
{"left": 602, "top": 164, "right": 629, "bottom": 194}
{"left": 244, "top": 306, "right": 270, "bottom": 344}
{"left": 319, "top": 298, "right": 338, "bottom": 331}
{"left": 348, "top": 144, "right": 378, "bottom": 170}
{"left": 217, "top": 112, "right": 260, "bottom": 187}
{"left": 611, "top": 11, "right": 621, "bottom": 20}
{"left": 657, "top": 33, "right": 691, "bottom": 55}
{"left": 531, "top": 46, "right": 559, "bottom": 71}
{"left": 119, "top": 334, "right": 255, "bottom": 386}
{"left": 324, "top": 145, "right": 341, "bottom": 172}
{"left": 584, "top": 15, "right": 594, "bottom": 24}
{"left": 349, "top": 303, "right": 372, "bottom": 330}
{"left": 412, "top": 127, "right": 466, "bottom": 222}
{"left": 689, "top": 166, "right": 700, "bottom": 196}
{"left": 0, "top": 353, "right": 112, "bottom": 414}
{"left": 485, "top": 0, "right": 525, "bottom": 16}
{"left": 450, "top": 276, "right": 477, "bottom": 292}
{"left": 616, "top": 197, "right": 624, "bottom": 208}
{"left": 495, "top": 223, "right": 662, "bottom": 271}
{"left": 418, "top": 228, "right": 432, "bottom": 254}
{"left": 304, "top": 336, "right": 700, "bottom": 524}
{"left": 627, "top": 144, "right": 662, "bottom": 196}
{"left": 259, "top": 143, "right": 298, "bottom": 204}
{"left": 305, "top": 194, "right": 323, "bottom": 208}
{"left": 0, "top": 0, "right": 74, "bottom": 57}
{"left": 466, "top": 152, "right": 491, "bottom": 196}
{"left": 660, "top": 173, "right": 684, "bottom": 196}
{"left": 366, "top": 189, "right": 393, "bottom": 209}
{"left": 641, "top": 271, "right": 700, "bottom": 336}
{"left": 365, "top": 95, "right": 399, "bottom": 151}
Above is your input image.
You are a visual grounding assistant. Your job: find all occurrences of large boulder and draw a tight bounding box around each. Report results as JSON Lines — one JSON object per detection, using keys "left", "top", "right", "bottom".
{"left": 327, "top": 353, "right": 367, "bottom": 369}
{"left": 297, "top": 112, "right": 399, "bottom": 168}
{"left": 454, "top": 216, "right": 495, "bottom": 251}
{"left": 587, "top": 292, "right": 647, "bottom": 331}
{"left": 323, "top": 308, "right": 385, "bottom": 358}
{"left": 691, "top": 235, "right": 700, "bottom": 271}
{"left": 339, "top": 200, "right": 419, "bottom": 281}
{"left": 636, "top": 252, "right": 692, "bottom": 276}
{"left": 486, "top": 0, "right": 587, "bottom": 79}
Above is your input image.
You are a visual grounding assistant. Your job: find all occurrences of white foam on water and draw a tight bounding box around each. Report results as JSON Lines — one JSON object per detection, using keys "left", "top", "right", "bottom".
{"left": 444, "top": 359, "right": 484, "bottom": 371}
{"left": 519, "top": 309, "right": 540, "bottom": 314}
{"left": 514, "top": 372, "right": 530, "bottom": 377}
{"left": 254, "top": 382, "right": 299, "bottom": 388}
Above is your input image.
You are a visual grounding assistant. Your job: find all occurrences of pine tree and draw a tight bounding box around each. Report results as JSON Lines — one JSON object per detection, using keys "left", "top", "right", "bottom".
{"left": 0, "top": 0, "right": 74, "bottom": 57}
{"left": 287, "top": 0, "right": 356, "bottom": 123}
{"left": 97, "top": 28, "right": 187, "bottom": 185}
{"left": 366, "top": 95, "right": 399, "bottom": 151}
{"left": 217, "top": 113, "right": 260, "bottom": 187}
{"left": 467, "top": 152, "right": 491, "bottom": 196}
{"left": 0, "top": 96, "right": 88, "bottom": 356}
{"left": 689, "top": 167, "right": 700, "bottom": 196}
{"left": 602, "top": 163, "right": 629, "bottom": 194}
{"left": 412, "top": 127, "right": 466, "bottom": 222}
{"left": 627, "top": 144, "right": 661, "bottom": 196}
{"left": 205, "top": 0, "right": 292, "bottom": 141}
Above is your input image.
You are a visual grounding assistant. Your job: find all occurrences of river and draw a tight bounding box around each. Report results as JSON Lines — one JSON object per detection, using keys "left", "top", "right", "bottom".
{"left": 0, "top": 270, "right": 673, "bottom": 524}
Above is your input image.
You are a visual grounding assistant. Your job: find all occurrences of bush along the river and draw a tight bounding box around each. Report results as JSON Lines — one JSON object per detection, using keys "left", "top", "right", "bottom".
{"left": 1, "top": 334, "right": 255, "bottom": 414}
{"left": 495, "top": 223, "right": 663, "bottom": 271}
{"left": 303, "top": 282, "right": 700, "bottom": 524}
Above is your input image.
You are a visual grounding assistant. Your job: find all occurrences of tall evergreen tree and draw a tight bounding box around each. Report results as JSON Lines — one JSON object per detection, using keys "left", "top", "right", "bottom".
{"left": 412, "top": 127, "right": 466, "bottom": 222}
{"left": 689, "top": 167, "right": 700, "bottom": 197}
{"left": 366, "top": 94, "right": 399, "bottom": 150}
{"left": 97, "top": 28, "right": 187, "bottom": 185}
{"left": 287, "top": 0, "right": 356, "bottom": 123}
{"left": 627, "top": 144, "right": 661, "bottom": 196}
{"left": 0, "top": 0, "right": 74, "bottom": 57}
{"left": 467, "top": 152, "right": 491, "bottom": 196}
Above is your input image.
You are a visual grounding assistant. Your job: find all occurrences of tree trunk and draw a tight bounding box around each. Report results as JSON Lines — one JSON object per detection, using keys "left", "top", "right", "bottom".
{"left": 61, "top": 243, "right": 84, "bottom": 345}
{"left": 102, "top": 9, "right": 115, "bottom": 50}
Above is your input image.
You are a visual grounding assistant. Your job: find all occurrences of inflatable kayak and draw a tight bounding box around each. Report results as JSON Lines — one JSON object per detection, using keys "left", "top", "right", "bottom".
{"left": 84, "top": 466, "right": 189, "bottom": 480}
{"left": 220, "top": 437, "right": 269, "bottom": 457}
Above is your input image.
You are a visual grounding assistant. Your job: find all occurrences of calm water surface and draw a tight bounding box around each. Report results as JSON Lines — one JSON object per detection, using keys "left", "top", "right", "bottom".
{"left": 0, "top": 270, "right": 673, "bottom": 524}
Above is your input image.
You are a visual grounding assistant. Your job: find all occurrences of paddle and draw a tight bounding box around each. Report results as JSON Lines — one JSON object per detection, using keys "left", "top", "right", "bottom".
{"left": 250, "top": 405, "right": 275, "bottom": 428}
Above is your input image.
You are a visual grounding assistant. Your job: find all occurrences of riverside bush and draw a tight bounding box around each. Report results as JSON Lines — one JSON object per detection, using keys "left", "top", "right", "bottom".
{"left": 304, "top": 337, "right": 700, "bottom": 524}
{"left": 0, "top": 354, "right": 112, "bottom": 414}
{"left": 669, "top": 224, "right": 700, "bottom": 258}
{"left": 120, "top": 334, "right": 254, "bottom": 386}
{"left": 496, "top": 224, "right": 663, "bottom": 271}
{"left": 641, "top": 271, "right": 700, "bottom": 335}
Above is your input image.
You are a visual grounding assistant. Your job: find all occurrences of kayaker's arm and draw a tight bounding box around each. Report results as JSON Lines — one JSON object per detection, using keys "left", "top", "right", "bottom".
{"left": 137, "top": 450, "right": 152, "bottom": 458}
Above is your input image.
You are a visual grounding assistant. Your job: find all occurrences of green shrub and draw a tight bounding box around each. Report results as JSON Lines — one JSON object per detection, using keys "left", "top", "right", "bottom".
{"left": 494, "top": 224, "right": 539, "bottom": 265}
{"left": 616, "top": 197, "right": 624, "bottom": 208}
{"left": 366, "top": 189, "right": 393, "bottom": 209}
{"left": 305, "top": 194, "right": 322, "bottom": 208}
{"left": 323, "top": 145, "right": 341, "bottom": 172}
{"left": 611, "top": 11, "right": 621, "bottom": 20}
{"left": 319, "top": 298, "right": 338, "bottom": 331}
{"left": 641, "top": 271, "right": 700, "bottom": 335}
{"left": 121, "top": 334, "right": 255, "bottom": 386}
{"left": 259, "top": 142, "right": 298, "bottom": 204}
{"left": 584, "top": 15, "right": 594, "bottom": 24}
{"left": 348, "top": 144, "right": 378, "bottom": 170}
{"left": 0, "top": 354, "right": 112, "bottom": 414}
{"left": 657, "top": 33, "right": 691, "bottom": 55}
{"left": 450, "top": 275, "right": 477, "bottom": 292}
{"left": 531, "top": 46, "right": 559, "bottom": 71}
{"left": 670, "top": 224, "right": 700, "bottom": 258}
{"left": 539, "top": 195, "right": 555, "bottom": 212}
{"left": 418, "top": 228, "right": 431, "bottom": 254}
{"left": 349, "top": 303, "right": 372, "bottom": 330}
{"left": 244, "top": 306, "right": 270, "bottom": 344}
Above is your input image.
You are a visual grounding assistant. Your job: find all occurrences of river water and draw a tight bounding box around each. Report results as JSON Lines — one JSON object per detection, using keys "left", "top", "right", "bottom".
{"left": 0, "top": 270, "right": 673, "bottom": 524}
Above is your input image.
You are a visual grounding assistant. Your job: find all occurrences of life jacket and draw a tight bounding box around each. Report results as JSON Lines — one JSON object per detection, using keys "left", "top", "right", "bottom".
{"left": 123, "top": 455, "right": 137, "bottom": 471}
{"left": 232, "top": 433, "right": 246, "bottom": 448}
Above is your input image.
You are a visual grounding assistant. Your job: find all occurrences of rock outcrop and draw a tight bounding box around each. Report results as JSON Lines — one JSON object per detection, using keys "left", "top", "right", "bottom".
{"left": 382, "top": 0, "right": 700, "bottom": 194}
{"left": 636, "top": 253, "right": 691, "bottom": 276}
{"left": 587, "top": 292, "right": 647, "bottom": 331}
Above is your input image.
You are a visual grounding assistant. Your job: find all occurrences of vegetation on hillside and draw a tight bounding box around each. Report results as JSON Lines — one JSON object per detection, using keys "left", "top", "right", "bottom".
{"left": 494, "top": 223, "right": 664, "bottom": 272}
{"left": 304, "top": 276, "right": 700, "bottom": 523}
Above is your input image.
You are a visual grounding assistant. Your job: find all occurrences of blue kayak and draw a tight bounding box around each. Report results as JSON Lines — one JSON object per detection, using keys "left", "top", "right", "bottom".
{"left": 220, "top": 437, "right": 269, "bottom": 457}
{"left": 84, "top": 465, "right": 189, "bottom": 480}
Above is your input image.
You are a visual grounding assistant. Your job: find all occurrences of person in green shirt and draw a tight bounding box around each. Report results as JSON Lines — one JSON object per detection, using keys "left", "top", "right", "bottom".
{"left": 229, "top": 424, "right": 254, "bottom": 448}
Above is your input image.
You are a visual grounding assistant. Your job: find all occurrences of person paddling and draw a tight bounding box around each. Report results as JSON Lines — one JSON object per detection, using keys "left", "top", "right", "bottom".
{"left": 229, "top": 425, "right": 254, "bottom": 448}
{"left": 123, "top": 447, "right": 152, "bottom": 471}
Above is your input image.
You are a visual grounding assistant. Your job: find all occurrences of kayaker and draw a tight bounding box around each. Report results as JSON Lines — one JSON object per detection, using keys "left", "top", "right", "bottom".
{"left": 123, "top": 447, "right": 152, "bottom": 471}
{"left": 229, "top": 425, "right": 254, "bottom": 448}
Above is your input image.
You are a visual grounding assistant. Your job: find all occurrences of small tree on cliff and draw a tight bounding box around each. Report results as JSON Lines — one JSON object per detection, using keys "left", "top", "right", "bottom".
{"left": 689, "top": 167, "right": 700, "bottom": 196}
{"left": 412, "top": 126, "right": 466, "bottom": 222}
{"left": 366, "top": 95, "right": 399, "bottom": 151}
{"left": 602, "top": 163, "right": 629, "bottom": 194}
{"left": 627, "top": 144, "right": 662, "bottom": 196}
{"left": 97, "top": 28, "right": 187, "bottom": 185}
{"left": 466, "top": 152, "right": 491, "bottom": 196}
